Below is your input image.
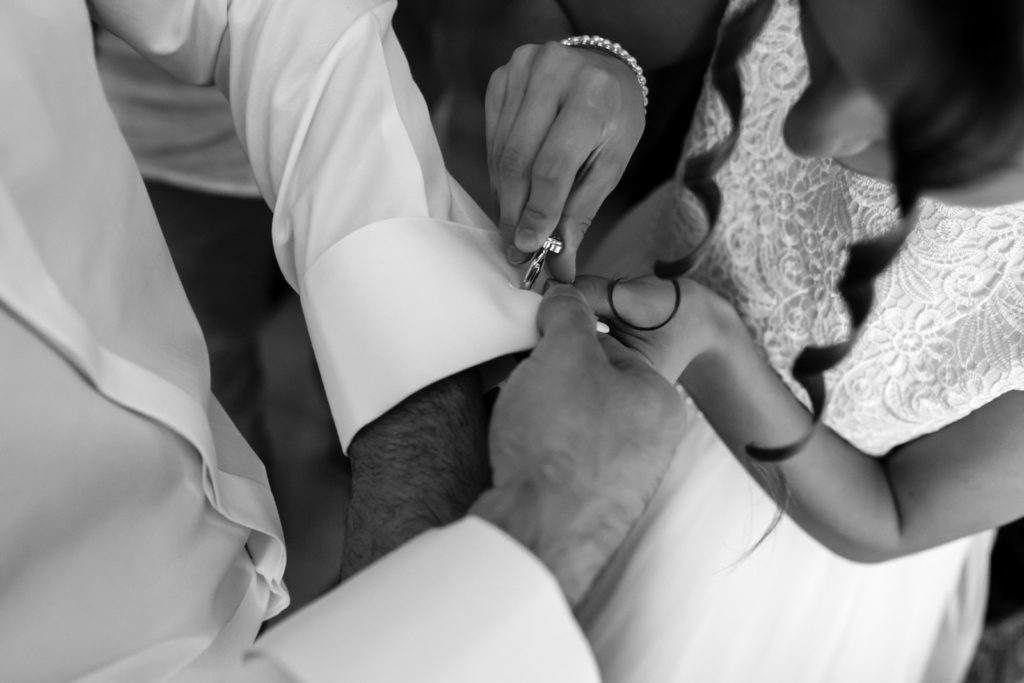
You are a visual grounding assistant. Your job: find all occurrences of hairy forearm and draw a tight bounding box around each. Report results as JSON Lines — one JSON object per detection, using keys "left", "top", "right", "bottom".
{"left": 681, "top": 315, "right": 908, "bottom": 562}
{"left": 341, "top": 368, "right": 490, "bottom": 579}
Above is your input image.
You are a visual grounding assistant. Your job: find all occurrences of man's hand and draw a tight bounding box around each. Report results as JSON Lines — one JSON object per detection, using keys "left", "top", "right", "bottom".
{"left": 472, "top": 284, "right": 684, "bottom": 604}
{"left": 486, "top": 43, "right": 646, "bottom": 281}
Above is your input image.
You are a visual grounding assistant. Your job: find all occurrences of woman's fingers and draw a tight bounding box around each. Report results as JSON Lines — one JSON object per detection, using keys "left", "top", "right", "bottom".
{"left": 486, "top": 42, "right": 646, "bottom": 274}
{"left": 510, "top": 109, "right": 608, "bottom": 261}
{"left": 486, "top": 45, "right": 534, "bottom": 219}
{"left": 484, "top": 64, "right": 509, "bottom": 195}
{"left": 545, "top": 153, "right": 626, "bottom": 282}
{"left": 495, "top": 82, "right": 565, "bottom": 250}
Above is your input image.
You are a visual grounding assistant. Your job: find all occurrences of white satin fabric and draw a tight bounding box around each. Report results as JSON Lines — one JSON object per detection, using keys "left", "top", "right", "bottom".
{"left": 0, "top": 1, "right": 594, "bottom": 681}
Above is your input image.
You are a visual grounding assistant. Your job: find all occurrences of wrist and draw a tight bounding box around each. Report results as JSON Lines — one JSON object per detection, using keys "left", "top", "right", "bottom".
{"left": 470, "top": 479, "right": 596, "bottom": 605}
{"left": 680, "top": 292, "right": 764, "bottom": 414}
{"left": 685, "top": 296, "right": 746, "bottom": 378}
{"left": 560, "top": 35, "right": 649, "bottom": 110}
{"left": 701, "top": 287, "right": 747, "bottom": 361}
{"left": 672, "top": 279, "right": 744, "bottom": 369}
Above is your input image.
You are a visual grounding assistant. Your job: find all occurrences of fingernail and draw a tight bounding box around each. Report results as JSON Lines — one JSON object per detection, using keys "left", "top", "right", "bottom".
{"left": 542, "top": 277, "right": 570, "bottom": 295}
{"left": 506, "top": 245, "right": 530, "bottom": 265}
{"left": 596, "top": 320, "right": 610, "bottom": 334}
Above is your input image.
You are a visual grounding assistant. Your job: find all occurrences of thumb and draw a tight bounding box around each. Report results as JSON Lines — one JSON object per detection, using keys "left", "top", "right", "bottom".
{"left": 535, "top": 283, "right": 600, "bottom": 353}
{"left": 597, "top": 333, "right": 658, "bottom": 375}
{"left": 572, "top": 274, "right": 614, "bottom": 319}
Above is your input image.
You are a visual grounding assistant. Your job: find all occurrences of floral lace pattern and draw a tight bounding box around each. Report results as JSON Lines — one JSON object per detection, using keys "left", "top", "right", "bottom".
{"left": 675, "top": 0, "right": 1024, "bottom": 455}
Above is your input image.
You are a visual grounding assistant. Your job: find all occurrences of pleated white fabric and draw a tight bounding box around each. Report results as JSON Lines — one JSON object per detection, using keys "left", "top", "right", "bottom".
{"left": 0, "top": 1, "right": 594, "bottom": 681}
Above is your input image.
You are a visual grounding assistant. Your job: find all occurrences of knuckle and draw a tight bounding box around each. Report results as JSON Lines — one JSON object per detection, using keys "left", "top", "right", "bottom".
{"left": 541, "top": 286, "right": 587, "bottom": 315}
{"left": 603, "top": 153, "right": 631, "bottom": 181}
{"left": 576, "top": 70, "right": 623, "bottom": 115}
{"left": 562, "top": 214, "right": 594, "bottom": 233}
{"left": 497, "top": 220, "right": 517, "bottom": 240}
{"left": 521, "top": 203, "right": 558, "bottom": 226}
{"left": 486, "top": 66, "right": 507, "bottom": 92}
{"left": 510, "top": 43, "right": 538, "bottom": 68}
{"left": 581, "top": 64, "right": 616, "bottom": 90}
{"left": 498, "top": 147, "right": 529, "bottom": 179}
{"left": 531, "top": 154, "right": 567, "bottom": 185}
{"left": 538, "top": 41, "right": 566, "bottom": 62}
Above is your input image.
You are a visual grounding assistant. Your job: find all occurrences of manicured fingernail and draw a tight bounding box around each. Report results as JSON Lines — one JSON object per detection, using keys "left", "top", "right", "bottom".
{"left": 542, "top": 278, "right": 571, "bottom": 295}
{"left": 596, "top": 321, "right": 610, "bottom": 334}
{"left": 506, "top": 245, "right": 530, "bottom": 265}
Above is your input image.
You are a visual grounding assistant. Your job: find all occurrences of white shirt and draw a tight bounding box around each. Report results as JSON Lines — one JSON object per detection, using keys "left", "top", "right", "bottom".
{"left": 0, "top": 0, "right": 596, "bottom": 680}
{"left": 95, "top": 29, "right": 261, "bottom": 198}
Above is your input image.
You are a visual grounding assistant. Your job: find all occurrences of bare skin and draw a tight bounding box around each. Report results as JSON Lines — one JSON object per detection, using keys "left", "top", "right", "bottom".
{"left": 242, "top": 286, "right": 686, "bottom": 680}
{"left": 575, "top": 274, "right": 1024, "bottom": 562}
{"left": 480, "top": 0, "right": 1024, "bottom": 562}
{"left": 434, "top": 0, "right": 726, "bottom": 279}
{"left": 340, "top": 0, "right": 724, "bottom": 580}
{"left": 341, "top": 368, "right": 490, "bottom": 578}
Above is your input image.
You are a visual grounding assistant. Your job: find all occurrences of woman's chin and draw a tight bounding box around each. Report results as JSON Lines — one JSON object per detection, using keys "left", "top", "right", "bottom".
{"left": 832, "top": 145, "right": 893, "bottom": 182}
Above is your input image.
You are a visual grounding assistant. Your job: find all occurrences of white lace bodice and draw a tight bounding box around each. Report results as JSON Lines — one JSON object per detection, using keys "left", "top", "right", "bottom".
{"left": 676, "top": 0, "right": 1024, "bottom": 455}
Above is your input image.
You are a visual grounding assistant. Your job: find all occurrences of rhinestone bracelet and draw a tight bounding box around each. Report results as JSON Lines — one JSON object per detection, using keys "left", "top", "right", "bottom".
{"left": 560, "top": 35, "right": 649, "bottom": 110}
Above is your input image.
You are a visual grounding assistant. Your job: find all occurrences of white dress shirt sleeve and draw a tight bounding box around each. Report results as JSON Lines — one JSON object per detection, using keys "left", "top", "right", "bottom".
{"left": 242, "top": 518, "right": 601, "bottom": 683}
{"left": 90, "top": 0, "right": 542, "bottom": 448}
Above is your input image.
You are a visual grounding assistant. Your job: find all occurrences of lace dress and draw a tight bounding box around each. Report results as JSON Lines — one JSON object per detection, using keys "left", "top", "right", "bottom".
{"left": 578, "top": 2, "right": 1024, "bottom": 681}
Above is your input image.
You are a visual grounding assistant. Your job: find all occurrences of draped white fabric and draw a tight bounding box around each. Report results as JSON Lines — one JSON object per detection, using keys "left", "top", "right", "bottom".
{"left": 0, "top": 1, "right": 595, "bottom": 680}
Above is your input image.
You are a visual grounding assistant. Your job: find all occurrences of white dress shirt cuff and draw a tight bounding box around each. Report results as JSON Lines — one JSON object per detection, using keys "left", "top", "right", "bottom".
{"left": 250, "top": 517, "right": 601, "bottom": 682}
{"left": 300, "top": 217, "right": 541, "bottom": 449}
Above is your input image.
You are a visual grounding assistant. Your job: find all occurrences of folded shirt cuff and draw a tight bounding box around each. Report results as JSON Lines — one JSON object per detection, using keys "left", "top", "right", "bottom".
{"left": 250, "top": 517, "right": 600, "bottom": 683}
{"left": 300, "top": 216, "right": 541, "bottom": 449}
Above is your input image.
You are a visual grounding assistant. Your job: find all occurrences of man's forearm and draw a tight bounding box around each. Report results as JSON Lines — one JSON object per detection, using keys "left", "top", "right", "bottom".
{"left": 340, "top": 368, "right": 490, "bottom": 578}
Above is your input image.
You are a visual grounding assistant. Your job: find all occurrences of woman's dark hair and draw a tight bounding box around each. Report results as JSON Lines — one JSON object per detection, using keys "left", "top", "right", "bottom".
{"left": 648, "top": 0, "right": 795, "bottom": 530}
{"left": 654, "top": 0, "right": 777, "bottom": 281}
{"left": 654, "top": 0, "right": 1024, "bottom": 467}
{"left": 893, "top": 0, "right": 1024, "bottom": 199}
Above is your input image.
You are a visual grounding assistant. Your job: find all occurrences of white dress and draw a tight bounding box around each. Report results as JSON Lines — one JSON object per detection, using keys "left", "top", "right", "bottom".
{"left": 579, "top": 2, "right": 1024, "bottom": 681}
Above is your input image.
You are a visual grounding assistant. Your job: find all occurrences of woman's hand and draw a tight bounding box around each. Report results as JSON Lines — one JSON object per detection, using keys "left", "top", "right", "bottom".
{"left": 574, "top": 274, "right": 736, "bottom": 382}
{"left": 486, "top": 42, "right": 646, "bottom": 281}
